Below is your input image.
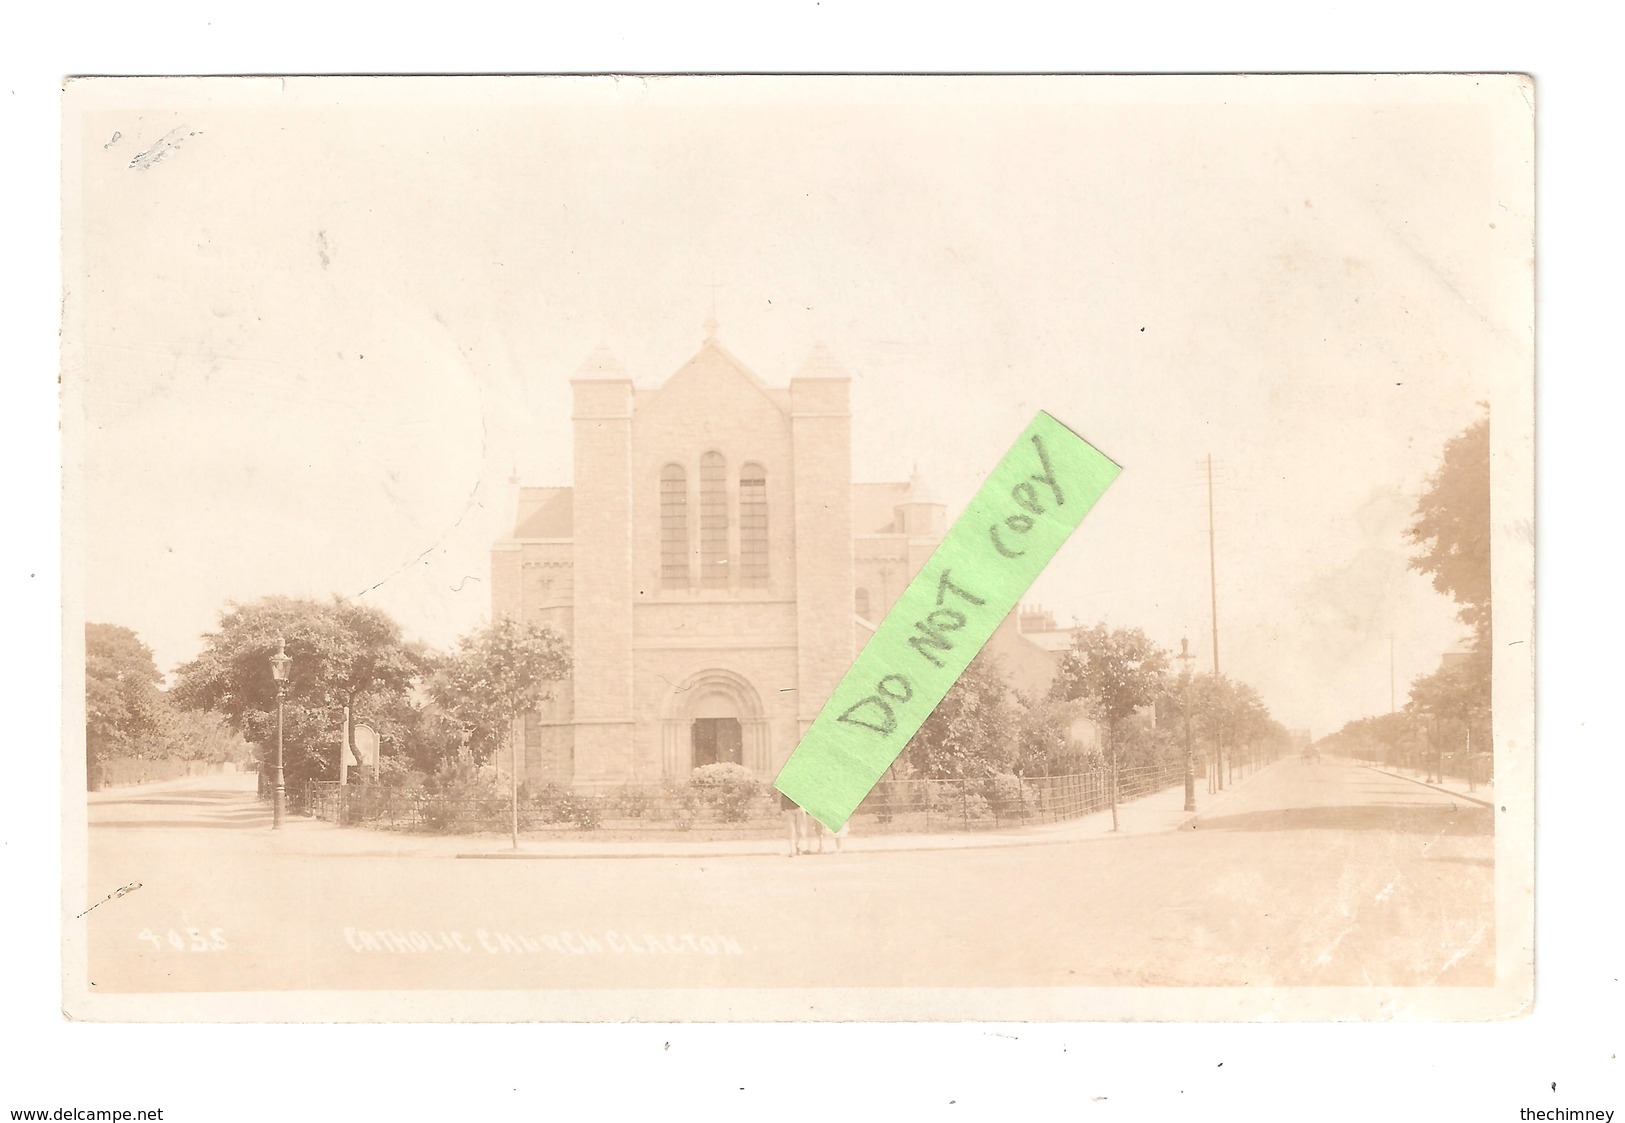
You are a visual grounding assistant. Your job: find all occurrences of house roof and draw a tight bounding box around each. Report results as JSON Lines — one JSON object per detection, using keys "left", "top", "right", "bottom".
{"left": 1018, "top": 628, "right": 1078, "bottom": 654}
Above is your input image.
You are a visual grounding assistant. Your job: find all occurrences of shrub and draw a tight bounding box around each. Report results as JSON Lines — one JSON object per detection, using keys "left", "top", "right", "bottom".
{"left": 924, "top": 780, "right": 993, "bottom": 824}
{"left": 611, "top": 784, "right": 650, "bottom": 819}
{"left": 987, "top": 772, "right": 1034, "bottom": 820}
{"left": 420, "top": 754, "right": 503, "bottom": 832}
{"left": 524, "top": 784, "right": 603, "bottom": 831}
{"left": 688, "top": 762, "right": 762, "bottom": 822}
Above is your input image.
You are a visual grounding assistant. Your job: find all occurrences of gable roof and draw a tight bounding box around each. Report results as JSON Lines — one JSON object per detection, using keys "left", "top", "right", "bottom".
{"left": 645, "top": 338, "right": 789, "bottom": 416}
{"left": 513, "top": 487, "right": 573, "bottom": 538}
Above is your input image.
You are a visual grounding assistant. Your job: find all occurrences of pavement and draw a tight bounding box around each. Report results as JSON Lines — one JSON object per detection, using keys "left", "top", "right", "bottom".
{"left": 86, "top": 761, "right": 1280, "bottom": 861}
{"left": 79, "top": 755, "right": 1495, "bottom": 994}
{"left": 1341, "top": 758, "right": 1495, "bottom": 808}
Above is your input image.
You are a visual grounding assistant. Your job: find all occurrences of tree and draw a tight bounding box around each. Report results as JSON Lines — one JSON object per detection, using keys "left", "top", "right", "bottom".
{"left": 1407, "top": 649, "right": 1490, "bottom": 783}
{"left": 85, "top": 623, "right": 168, "bottom": 786}
{"left": 1048, "top": 624, "right": 1169, "bottom": 829}
{"left": 1187, "top": 673, "right": 1275, "bottom": 786}
{"left": 903, "top": 653, "right": 1017, "bottom": 781}
{"left": 171, "top": 597, "right": 424, "bottom": 788}
{"left": 429, "top": 616, "right": 571, "bottom": 848}
{"left": 1013, "top": 698, "right": 1092, "bottom": 779}
{"left": 1407, "top": 414, "right": 1491, "bottom": 649}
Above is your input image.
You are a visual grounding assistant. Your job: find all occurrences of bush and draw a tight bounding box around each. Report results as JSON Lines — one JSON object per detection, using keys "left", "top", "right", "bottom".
{"left": 987, "top": 772, "right": 1034, "bottom": 820}
{"left": 923, "top": 780, "right": 994, "bottom": 823}
{"left": 688, "top": 762, "right": 762, "bottom": 822}
{"left": 611, "top": 784, "right": 649, "bottom": 819}
{"left": 420, "top": 755, "right": 504, "bottom": 832}
{"left": 524, "top": 784, "right": 602, "bottom": 831}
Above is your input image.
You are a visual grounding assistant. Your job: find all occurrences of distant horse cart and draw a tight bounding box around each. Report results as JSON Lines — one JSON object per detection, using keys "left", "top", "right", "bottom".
{"left": 1300, "top": 746, "right": 1322, "bottom": 764}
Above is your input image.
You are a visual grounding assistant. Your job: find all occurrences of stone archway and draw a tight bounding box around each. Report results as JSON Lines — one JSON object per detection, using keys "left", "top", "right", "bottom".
{"left": 659, "top": 667, "right": 771, "bottom": 778}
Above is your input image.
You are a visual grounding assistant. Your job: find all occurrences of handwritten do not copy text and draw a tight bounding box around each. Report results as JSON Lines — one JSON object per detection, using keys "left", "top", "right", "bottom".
{"left": 775, "top": 411, "right": 1120, "bottom": 831}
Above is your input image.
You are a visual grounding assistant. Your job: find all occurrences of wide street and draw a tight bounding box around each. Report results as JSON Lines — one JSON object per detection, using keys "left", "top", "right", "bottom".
{"left": 80, "top": 757, "right": 1495, "bottom": 995}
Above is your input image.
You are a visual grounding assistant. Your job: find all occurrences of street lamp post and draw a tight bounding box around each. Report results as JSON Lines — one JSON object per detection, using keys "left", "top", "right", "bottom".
{"left": 269, "top": 637, "right": 291, "bottom": 830}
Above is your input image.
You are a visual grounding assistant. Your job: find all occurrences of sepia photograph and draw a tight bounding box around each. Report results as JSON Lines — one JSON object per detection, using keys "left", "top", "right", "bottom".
{"left": 59, "top": 73, "right": 1534, "bottom": 1023}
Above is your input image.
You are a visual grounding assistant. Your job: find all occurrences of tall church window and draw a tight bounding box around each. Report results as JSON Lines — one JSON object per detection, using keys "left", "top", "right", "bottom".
{"left": 855, "top": 587, "right": 870, "bottom": 618}
{"left": 699, "top": 452, "right": 729, "bottom": 588}
{"left": 740, "top": 462, "right": 768, "bottom": 588}
{"left": 660, "top": 463, "right": 689, "bottom": 588}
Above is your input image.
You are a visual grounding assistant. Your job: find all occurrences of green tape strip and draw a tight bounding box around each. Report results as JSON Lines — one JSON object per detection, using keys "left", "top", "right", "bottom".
{"left": 774, "top": 411, "right": 1121, "bottom": 830}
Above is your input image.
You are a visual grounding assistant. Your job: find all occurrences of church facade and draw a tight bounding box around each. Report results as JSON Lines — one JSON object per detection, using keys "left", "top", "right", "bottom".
{"left": 491, "top": 329, "right": 969, "bottom": 789}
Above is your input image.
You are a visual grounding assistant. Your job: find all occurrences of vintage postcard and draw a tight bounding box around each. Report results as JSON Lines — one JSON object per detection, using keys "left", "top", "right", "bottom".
{"left": 60, "top": 74, "right": 1534, "bottom": 1021}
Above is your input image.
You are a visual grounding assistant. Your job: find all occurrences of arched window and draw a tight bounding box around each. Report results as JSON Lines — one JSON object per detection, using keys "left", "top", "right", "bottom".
{"left": 855, "top": 587, "right": 870, "bottom": 619}
{"left": 740, "top": 462, "right": 768, "bottom": 588}
{"left": 660, "top": 464, "right": 689, "bottom": 588}
{"left": 699, "top": 452, "right": 729, "bottom": 589}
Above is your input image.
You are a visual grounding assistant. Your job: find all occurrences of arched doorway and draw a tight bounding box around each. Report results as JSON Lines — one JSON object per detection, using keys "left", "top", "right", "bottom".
{"left": 659, "top": 667, "right": 770, "bottom": 777}
{"left": 690, "top": 689, "right": 743, "bottom": 767}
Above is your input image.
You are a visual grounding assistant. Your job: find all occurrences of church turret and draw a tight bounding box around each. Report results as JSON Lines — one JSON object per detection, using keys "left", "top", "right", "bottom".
{"left": 895, "top": 464, "right": 947, "bottom": 540}
{"left": 789, "top": 347, "right": 855, "bottom": 742}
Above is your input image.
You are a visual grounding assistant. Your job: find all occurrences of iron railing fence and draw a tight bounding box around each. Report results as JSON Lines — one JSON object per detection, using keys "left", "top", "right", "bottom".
{"left": 291, "top": 760, "right": 1193, "bottom": 835}
{"left": 300, "top": 780, "right": 781, "bottom": 833}
{"left": 852, "top": 761, "right": 1187, "bottom": 833}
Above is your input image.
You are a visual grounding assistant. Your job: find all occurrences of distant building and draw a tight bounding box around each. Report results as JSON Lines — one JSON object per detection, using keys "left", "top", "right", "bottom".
{"left": 1015, "top": 605, "right": 1078, "bottom": 654}
{"left": 492, "top": 327, "right": 1056, "bottom": 788}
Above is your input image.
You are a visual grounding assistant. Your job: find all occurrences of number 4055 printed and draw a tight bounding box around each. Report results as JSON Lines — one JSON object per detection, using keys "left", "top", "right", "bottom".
{"left": 135, "top": 928, "right": 229, "bottom": 952}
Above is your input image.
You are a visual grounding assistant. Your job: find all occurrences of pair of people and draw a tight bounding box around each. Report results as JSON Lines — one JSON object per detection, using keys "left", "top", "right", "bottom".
{"left": 778, "top": 791, "right": 847, "bottom": 856}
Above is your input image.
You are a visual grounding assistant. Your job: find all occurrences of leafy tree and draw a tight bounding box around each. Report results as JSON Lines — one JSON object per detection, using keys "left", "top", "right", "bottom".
{"left": 903, "top": 653, "right": 1017, "bottom": 780}
{"left": 85, "top": 623, "right": 168, "bottom": 784}
{"left": 1406, "top": 649, "right": 1490, "bottom": 778}
{"left": 158, "top": 708, "right": 253, "bottom": 764}
{"left": 1048, "top": 624, "right": 1169, "bottom": 827}
{"left": 1407, "top": 414, "right": 1491, "bottom": 648}
{"left": 1012, "top": 698, "right": 1094, "bottom": 778}
{"left": 430, "top": 615, "right": 571, "bottom": 848}
{"left": 1187, "top": 672, "right": 1275, "bottom": 782}
{"left": 428, "top": 616, "right": 572, "bottom": 766}
{"left": 171, "top": 596, "right": 424, "bottom": 787}
{"left": 1321, "top": 710, "right": 1418, "bottom": 766}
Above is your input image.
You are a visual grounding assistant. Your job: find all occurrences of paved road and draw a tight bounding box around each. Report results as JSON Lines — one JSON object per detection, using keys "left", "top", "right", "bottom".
{"left": 81, "top": 758, "right": 1494, "bottom": 994}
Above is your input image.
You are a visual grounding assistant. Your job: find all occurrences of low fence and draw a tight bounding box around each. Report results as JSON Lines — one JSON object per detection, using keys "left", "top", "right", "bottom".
{"left": 295, "top": 760, "right": 1190, "bottom": 835}
{"left": 852, "top": 761, "right": 1185, "bottom": 833}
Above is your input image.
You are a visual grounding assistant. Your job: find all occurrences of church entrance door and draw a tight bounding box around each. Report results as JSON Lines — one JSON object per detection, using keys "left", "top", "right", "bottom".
{"left": 691, "top": 717, "right": 743, "bottom": 768}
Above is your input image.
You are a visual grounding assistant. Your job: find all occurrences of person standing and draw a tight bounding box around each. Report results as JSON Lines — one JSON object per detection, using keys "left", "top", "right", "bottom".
{"left": 779, "top": 790, "right": 805, "bottom": 856}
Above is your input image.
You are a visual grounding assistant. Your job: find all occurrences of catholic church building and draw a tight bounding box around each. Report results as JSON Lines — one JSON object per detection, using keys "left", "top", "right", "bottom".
{"left": 492, "top": 326, "right": 1052, "bottom": 789}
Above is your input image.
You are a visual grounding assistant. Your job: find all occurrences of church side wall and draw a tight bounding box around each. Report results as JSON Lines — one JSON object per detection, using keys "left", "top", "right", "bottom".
{"left": 570, "top": 380, "right": 636, "bottom": 785}
{"left": 854, "top": 536, "right": 910, "bottom": 624}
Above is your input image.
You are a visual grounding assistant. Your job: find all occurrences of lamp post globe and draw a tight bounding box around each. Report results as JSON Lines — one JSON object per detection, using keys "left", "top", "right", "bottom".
{"left": 269, "top": 638, "right": 291, "bottom": 830}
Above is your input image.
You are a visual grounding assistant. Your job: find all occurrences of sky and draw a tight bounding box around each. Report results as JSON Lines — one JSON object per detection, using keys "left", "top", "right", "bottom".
{"left": 65, "top": 75, "right": 1532, "bottom": 737}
